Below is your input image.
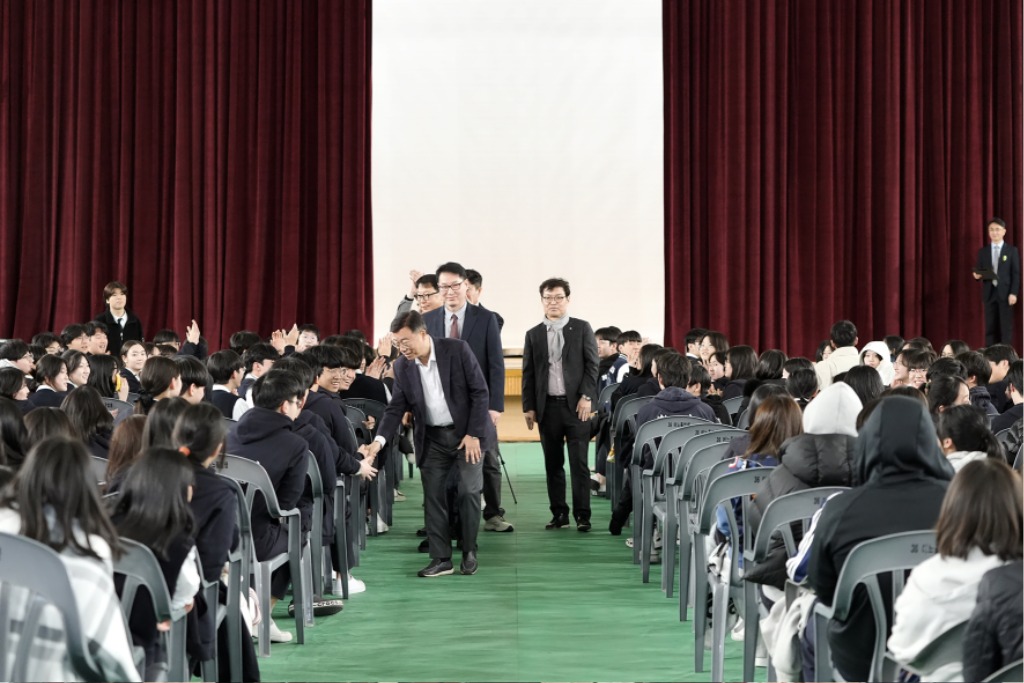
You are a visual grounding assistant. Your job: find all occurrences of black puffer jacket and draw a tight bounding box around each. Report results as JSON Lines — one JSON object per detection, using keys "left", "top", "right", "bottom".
{"left": 743, "top": 432, "right": 856, "bottom": 589}
{"left": 962, "top": 560, "right": 1024, "bottom": 681}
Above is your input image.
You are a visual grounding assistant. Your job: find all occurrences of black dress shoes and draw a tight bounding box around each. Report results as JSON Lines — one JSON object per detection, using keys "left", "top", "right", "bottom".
{"left": 417, "top": 558, "right": 454, "bottom": 578}
{"left": 545, "top": 513, "right": 570, "bottom": 529}
{"left": 460, "top": 551, "right": 478, "bottom": 575}
{"left": 576, "top": 519, "right": 592, "bottom": 532}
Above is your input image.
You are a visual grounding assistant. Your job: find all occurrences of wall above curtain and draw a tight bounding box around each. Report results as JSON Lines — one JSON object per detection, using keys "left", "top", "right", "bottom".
{"left": 664, "top": 0, "right": 1022, "bottom": 355}
{"left": 0, "top": 0, "right": 372, "bottom": 349}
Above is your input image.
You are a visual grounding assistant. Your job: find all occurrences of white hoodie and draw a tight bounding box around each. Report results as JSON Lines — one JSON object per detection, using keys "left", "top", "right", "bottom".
{"left": 945, "top": 450, "right": 989, "bottom": 472}
{"left": 860, "top": 340, "right": 895, "bottom": 386}
{"left": 803, "top": 382, "right": 863, "bottom": 437}
{"left": 888, "top": 547, "right": 1008, "bottom": 681}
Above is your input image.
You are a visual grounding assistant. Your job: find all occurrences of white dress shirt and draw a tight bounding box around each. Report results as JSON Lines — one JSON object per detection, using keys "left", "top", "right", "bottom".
{"left": 375, "top": 337, "right": 454, "bottom": 448}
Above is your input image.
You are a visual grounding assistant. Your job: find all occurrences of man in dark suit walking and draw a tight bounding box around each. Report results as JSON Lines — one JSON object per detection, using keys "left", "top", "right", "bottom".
{"left": 521, "top": 277, "right": 599, "bottom": 531}
{"left": 974, "top": 217, "right": 1020, "bottom": 345}
{"left": 424, "top": 262, "right": 512, "bottom": 533}
{"left": 362, "top": 311, "right": 494, "bottom": 577}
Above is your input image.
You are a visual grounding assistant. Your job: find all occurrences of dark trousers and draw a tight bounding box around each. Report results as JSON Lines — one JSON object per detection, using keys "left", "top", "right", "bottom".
{"left": 482, "top": 446, "right": 505, "bottom": 520}
{"left": 421, "top": 426, "right": 483, "bottom": 559}
{"left": 984, "top": 295, "right": 1015, "bottom": 345}
{"left": 539, "top": 396, "right": 591, "bottom": 521}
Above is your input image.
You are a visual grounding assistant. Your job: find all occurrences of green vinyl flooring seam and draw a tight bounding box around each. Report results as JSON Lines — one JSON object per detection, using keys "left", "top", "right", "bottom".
{"left": 256, "top": 442, "right": 757, "bottom": 682}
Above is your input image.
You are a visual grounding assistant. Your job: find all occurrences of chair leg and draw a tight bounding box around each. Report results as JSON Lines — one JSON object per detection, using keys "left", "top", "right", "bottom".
{"left": 711, "top": 579, "right": 729, "bottom": 682}
{"left": 662, "top": 514, "right": 676, "bottom": 597}
{"left": 693, "top": 536, "right": 710, "bottom": 672}
{"left": 678, "top": 512, "right": 692, "bottom": 620}
{"left": 743, "top": 580, "right": 758, "bottom": 681}
{"left": 256, "top": 564, "right": 271, "bottom": 658}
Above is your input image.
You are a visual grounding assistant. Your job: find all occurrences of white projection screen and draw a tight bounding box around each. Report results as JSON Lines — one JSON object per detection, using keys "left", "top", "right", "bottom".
{"left": 371, "top": 0, "right": 664, "bottom": 349}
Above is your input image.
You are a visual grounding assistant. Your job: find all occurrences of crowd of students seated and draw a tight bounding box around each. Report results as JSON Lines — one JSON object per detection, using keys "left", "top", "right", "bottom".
{"left": 0, "top": 277, "right": 1021, "bottom": 683}
{"left": 597, "top": 321, "right": 1022, "bottom": 681}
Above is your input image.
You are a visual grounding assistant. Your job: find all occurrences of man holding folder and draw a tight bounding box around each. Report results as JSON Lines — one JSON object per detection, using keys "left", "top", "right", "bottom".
{"left": 974, "top": 217, "right": 1020, "bottom": 345}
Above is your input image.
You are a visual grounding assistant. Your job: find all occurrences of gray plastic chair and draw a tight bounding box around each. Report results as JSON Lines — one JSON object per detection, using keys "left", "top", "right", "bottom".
{"left": 741, "top": 486, "right": 849, "bottom": 681}
{"left": 90, "top": 455, "right": 109, "bottom": 486}
{"left": 203, "top": 476, "right": 249, "bottom": 681}
{"left": 812, "top": 530, "right": 938, "bottom": 682}
{"left": 305, "top": 453, "right": 325, "bottom": 605}
{"left": 722, "top": 396, "right": 744, "bottom": 419}
{"left": 113, "top": 538, "right": 188, "bottom": 682}
{"left": 608, "top": 395, "right": 654, "bottom": 510}
{"left": 983, "top": 658, "right": 1024, "bottom": 682}
{"left": 892, "top": 620, "right": 967, "bottom": 680}
{"left": 333, "top": 476, "right": 350, "bottom": 598}
{"left": 0, "top": 531, "right": 114, "bottom": 682}
{"left": 342, "top": 405, "right": 388, "bottom": 537}
{"left": 102, "top": 397, "right": 135, "bottom": 426}
{"left": 221, "top": 454, "right": 310, "bottom": 657}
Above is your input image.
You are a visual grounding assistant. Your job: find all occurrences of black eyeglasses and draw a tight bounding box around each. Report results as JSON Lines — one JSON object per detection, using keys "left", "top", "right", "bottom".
{"left": 414, "top": 291, "right": 439, "bottom": 301}
{"left": 438, "top": 281, "right": 463, "bottom": 293}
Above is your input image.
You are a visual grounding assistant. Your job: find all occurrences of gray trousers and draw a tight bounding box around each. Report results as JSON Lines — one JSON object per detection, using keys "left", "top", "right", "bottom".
{"left": 421, "top": 426, "right": 483, "bottom": 559}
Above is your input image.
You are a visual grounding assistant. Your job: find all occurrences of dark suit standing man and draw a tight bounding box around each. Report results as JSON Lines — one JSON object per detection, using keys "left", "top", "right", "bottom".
{"left": 974, "top": 217, "right": 1021, "bottom": 346}
{"left": 362, "top": 311, "right": 494, "bottom": 577}
{"left": 522, "top": 277, "right": 599, "bottom": 531}
{"left": 424, "top": 262, "right": 513, "bottom": 533}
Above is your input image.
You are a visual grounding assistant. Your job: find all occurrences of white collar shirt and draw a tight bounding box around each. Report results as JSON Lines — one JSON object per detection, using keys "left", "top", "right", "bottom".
{"left": 416, "top": 338, "right": 455, "bottom": 427}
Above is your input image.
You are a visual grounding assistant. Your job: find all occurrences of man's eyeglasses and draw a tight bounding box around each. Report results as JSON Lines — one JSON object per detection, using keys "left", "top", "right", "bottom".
{"left": 392, "top": 338, "right": 414, "bottom": 350}
{"left": 414, "top": 291, "right": 439, "bottom": 301}
{"left": 438, "top": 281, "right": 463, "bottom": 293}
{"left": 542, "top": 295, "right": 566, "bottom": 303}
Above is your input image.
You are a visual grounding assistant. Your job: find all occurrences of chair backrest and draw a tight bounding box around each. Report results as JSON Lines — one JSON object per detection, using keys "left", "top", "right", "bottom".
{"left": 342, "top": 398, "right": 386, "bottom": 421}
{"left": 611, "top": 395, "right": 654, "bottom": 449}
{"left": 636, "top": 415, "right": 717, "bottom": 474}
{"left": 0, "top": 531, "right": 107, "bottom": 681}
{"left": 89, "top": 455, "right": 109, "bottom": 485}
{"left": 697, "top": 467, "right": 776, "bottom": 536}
{"left": 654, "top": 424, "right": 738, "bottom": 481}
{"left": 126, "top": 392, "right": 140, "bottom": 404}
{"left": 983, "top": 658, "right": 1024, "bottom": 682}
{"left": 722, "top": 396, "right": 744, "bottom": 417}
{"left": 342, "top": 406, "right": 371, "bottom": 444}
{"left": 597, "top": 382, "right": 619, "bottom": 415}
{"left": 220, "top": 454, "right": 297, "bottom": 520}
{"left": 220, "top": 475, "right": 252, "bottom": 594}
{"left": 994, "top": 427, "right": 1017, "bottom": 462}
{"left": 898, "top": 620, "right": 968, "bottom": 678}
{"left": 679, "top": 435, "right": 743, "bottom": 496}
{"left": 751, "top": 487, "right": 850, "bottom": 561}
{"left": 113, "top": 538, "right": 178, "bottom": 625}
{"left": 102, "top": 398, "right": 134, "bottom": 426}
{"left": 830, "top": 530, "right": 938, "bottom": 681}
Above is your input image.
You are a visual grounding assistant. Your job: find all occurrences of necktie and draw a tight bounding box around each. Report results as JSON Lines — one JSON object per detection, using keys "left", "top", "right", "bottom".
{"left": 450, "top": 314, "right": 459, "bottom": 340}
{"left": 117, "top": 316, "right": 125, "bottom": 329}
{"left": 993, "top": 244, "right": 1000, "bottom": 271}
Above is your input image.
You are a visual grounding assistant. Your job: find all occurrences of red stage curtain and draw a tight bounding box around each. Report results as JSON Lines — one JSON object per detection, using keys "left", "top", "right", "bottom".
{"left": 664, "top": 0, "right": 1022, "bottom": 354}
{"left": 0, "top": 0, "right": 372, "bottom": 348}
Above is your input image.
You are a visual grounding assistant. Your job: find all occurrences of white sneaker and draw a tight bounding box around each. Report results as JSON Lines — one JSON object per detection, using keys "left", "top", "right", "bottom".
{"left": 268, "top": 619, "right": 293, "bottom": 643}
{"left": 376, "top": 514, "right": 389, "bottom": 533}
{"left": 332, "top": 573, "right": 344, "bottom": 595}
{"left": 393, "top": 489, "right": 406, "bottom": 502}
{"left": 730, "top": 617, "right": 745, "bottom": 642}
{"left": 347, "top": 575, "right": 366, "bottom": 595}
{"left": 653, "top": 528, "right": 663, "bottom": 550}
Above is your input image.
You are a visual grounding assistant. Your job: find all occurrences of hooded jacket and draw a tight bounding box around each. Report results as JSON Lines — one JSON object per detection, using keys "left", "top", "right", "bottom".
{"left": 744, "top": 384, "right": 861, "bottom": 588}
{"left": 226, "top": 407, "right": 308, "bottom": 559}
{"left": 859, "top": 340, "right": 895, "bottom": 386}
{"left": 962, "top": 560, "right": 1024, "bottom": 682}
{"left": 629, "top": 386, "right": 717, "bottom": 468}
{"left": 806, "top": 396, "right": 954, "bottom": 682}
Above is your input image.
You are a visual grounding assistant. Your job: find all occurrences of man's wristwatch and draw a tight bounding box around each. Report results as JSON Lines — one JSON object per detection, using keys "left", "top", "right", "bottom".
{"left": 581, "top": 395, "right": 591, "bottom": 401}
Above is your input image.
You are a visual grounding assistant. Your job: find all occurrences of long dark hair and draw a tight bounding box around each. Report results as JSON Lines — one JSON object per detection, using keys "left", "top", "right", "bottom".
{"left": 23, "top": 407, "right": 76, "bottom": 447}
{"left": 142, "top": 397, "right": 190, "bottom": 449}
{"left": 105, "top": 415, "right": 148, "bottom": 485}
{"left": 0, "top": 367, "right": 26, "bottom": 400}
{"left": 134, "top": 356, "right": 181, "bottom": 415}
{"left": 86, "top": 353, "right": 120, "bottom": 398}
{"left": 936, "top": 405, "right": 1004, "bottom": 461}
{"left": 172, "top": 402, "right": 228, "bottom": 469}
{"left": 109, "top": 447, "right": 195, "bottom": 559}
{"left": 745, "top": 395, "right": 803, "bottom": 458}
{"left": 0, "top": 397, "right": 28, "bottom": 468}
{"left": 936, "top": 459, "right": 1022, "bottom": 561}
{"left": 61, "top": 385, "right": 114, "bottom": 443}
{"left": 0, "top": 436, "right": 121, "bottom": 560}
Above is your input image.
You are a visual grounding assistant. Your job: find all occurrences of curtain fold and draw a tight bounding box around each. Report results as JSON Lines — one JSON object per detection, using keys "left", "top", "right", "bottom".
{"left": 664, "top": 0, "right": 1022, "bottom": 354}
{"left": 0, "top": 0, "right": 372, "bottom": 348}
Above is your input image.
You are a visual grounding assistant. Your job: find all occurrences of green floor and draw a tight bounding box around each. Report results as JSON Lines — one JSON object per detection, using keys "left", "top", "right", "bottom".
{"left": 258, "top": 443, "right": 754, "bottom": 682}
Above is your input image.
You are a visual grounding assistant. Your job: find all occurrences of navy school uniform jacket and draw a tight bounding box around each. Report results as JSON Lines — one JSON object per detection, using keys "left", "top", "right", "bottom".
{"left": 303, "top": 389, "right": 362, "bottom": 475}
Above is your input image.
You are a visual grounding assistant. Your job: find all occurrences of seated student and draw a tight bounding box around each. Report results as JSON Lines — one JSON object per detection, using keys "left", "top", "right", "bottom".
{"left": 889, "top": 459, "right": 1022, "bottom": 681}
{"left": 174, "top": 355, "right": 211, "bottom": 405}
{"left": 207, "top": 349, "right": 249, "bottom": 419}
{"left": 62, "top": 349, "right": 91, "bottom": 389}
{"left": 152, "top": 329, "right": 181, "bottom": 351}
{"left": 85, "top": 321, "right": 109, "bottom": 356}
{"left": 684, "top": 327, "right": 708, "bottom": 361}
{"left": 782, "top": 356, "right": 814, "bottom": 379}
{"left": 60, "top": 323, "right": 90, "bottom": 352}
{"left": 721, "top": 383, "right": 791, "bottom": 460}
{"left": 841, "top": 365, "right": 883, "bottom": 406}
{"left": 722, "top": 345, "right": 757, "bottom": 400}
{"left": 755, "top": 349, "right": 787, "bottom": 385}
{"left": 28, "top": 355, "right": 69, "bottom": 411}
{"left": 984, "top": 344, "right": 1019, "bottom": 414}
{"left": 170, "top": 403, "right": 262, "bottom": 680}
{"left": 941, "top": 338, "right": 970, "bottom": 358}
{"left": 0, "top": 339, "right": 35, "bottom": 377}
{"left": 103, "top": 415, "right": 147, "bottom": 492}
{"left": 815, "top": 339, "right": 832, "bottom": 363}
{"left": 698, "top": 331, "right": 730, "bottom": 368}
{"left": 227, "top": 330, "right": 259, "bottom": 356}
{"left": 928, "top": 373, "right": 971, "bottom": 419}
{"left": 927, "top": 356, "right": 968, "bottom": 382}
{"left": 109, "top": 447, "right": 201, "bottom": 680}
{"left": 331, "top": 335, "right": 388, "bottom": 405}
{"left": 609, "top": 344, "right": 664, "bottom": 411}
{"left": 119, "top": 340, "right": 147, "bottom": 394}
{"left": 992, "top": 360, "right": 1023, "bottom": 435}
{"left": 133, "top": 356, "right": 182, "bottom": 416}
{"left": 23, "top": 407, "right": 76, "bottom": 447}
{"left": 61, "top": 386, "right": 115, "bottom": 459}
{"left": 94, "top": 281, "right": 144, "bottom": 357}
{"left": 0, "top": 366, "right": 31, "bottom": 408}
{"left": 300, "top": 346, "right": 363, "bottom": 458}
{"left": 707, "top": 351, "right": 729, "bottom": 395}
{"left": 859, "top": 340, "right": 895, "bottom": 386}
{"left": 0, "top": 436, "right": 140, "bottom": 682}
{"left": 814, "top": 320, "right": 860, "bottom": 389}
{"left": 689, "top": 362, "right": 730, "bottom": 424}
{"left": 0, "top": 397, "right": 28, "bottom": 469}
{"left": 884, "top": 334, "right": 905, "bottom": 361}
{"left": 225, "top": 369, "right": 309, "bottom": 644}
{"left": 801, "top": 396, "right": 953, "bottom": 683}
{"left": 616, "top": 330, "right": 643, "bottom": 374}
{"left": 142, "top": 397, "right": 190, "bottom": 451}
{"left": 87, "top": 353, "right": 129, "bottom": 401}
{"left": 786, "top": 367, "right": 819, "bottom": 410}
{"left": 295, "top": 324, "right": 320, "bottom": 352}
{"left": 745, "top": 383, "right": 860, "bottom": 592}
{"left": 608, "top": 352, "right": 715, "bottom": 534}
{"left": 32, "top": 331, "right": 63, "bottom": 356}
{"left": 963, "top": 558, "right": 1024, "bottom": 681}
{"left": 892, "top": 347, "right": 933, "bottom": 389}
{"left": 959, "top": 350, "right": 1001, "bottom": 418}
{"left": 595, "top": 326, "right": 626, "bottom": 391}
{"left": 937, "top": 404, "right": 1006, "bottom": 471}
{"left": 238, "top": 342, "right": 278, "bottom": 401}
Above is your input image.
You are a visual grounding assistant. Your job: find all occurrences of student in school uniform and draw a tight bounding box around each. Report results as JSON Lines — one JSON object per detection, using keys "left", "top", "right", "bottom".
{"left": 94, "top": 281, "right": 144, "bottom": 357}
{"left": 207, "top": 349, "right": 250, "bottom": 420}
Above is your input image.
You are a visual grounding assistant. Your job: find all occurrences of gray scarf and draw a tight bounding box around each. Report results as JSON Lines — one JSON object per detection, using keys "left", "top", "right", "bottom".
{"left": 543, "top": 315, "right": 570, "bottom": 363}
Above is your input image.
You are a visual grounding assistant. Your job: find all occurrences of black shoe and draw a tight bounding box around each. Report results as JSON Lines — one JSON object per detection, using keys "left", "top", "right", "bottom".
{"left": 418, "top": 539, "right": 430, "bottom": 553}
{"left": 416, "top": 527, "right": 428, "bottom": 537}
{"left": 577, "top": 519, "right": 592, "bottom": 532}
{"left": 417, "top": 558, "right": 454, "bottom": 578}
{"left": 460, "top": 551, "right": 478, "bottom": 575}
{"left": 545, "top": 513, "right": 570, "bottom": 529}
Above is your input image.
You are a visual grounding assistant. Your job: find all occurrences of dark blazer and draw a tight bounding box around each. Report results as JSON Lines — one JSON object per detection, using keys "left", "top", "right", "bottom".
{"left": 377, "top": 337, "right": 495, "bottom": 466}
{"left": 521, "top": 317, "right": 599, "bottom": 423}
{"left": 477, "top": 303, "right": 505, "bottom": 332}
{"left": 977, "top": 242, "right": 1021, "bottom": 302}
{"left": 94, "top": 309, "right": 144, "bottom": 357}
{"left": 338, "top": 373, "right": 389, "bottom": 406}
{"left": 27, "top": 387, "right": 66, "bottom": 409}
{"left": 424, "top": 303, "right": 505, "bottom": 412}
{"left": 118, "top": 368, "right": 142, "bottom": 395}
